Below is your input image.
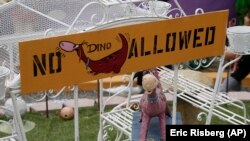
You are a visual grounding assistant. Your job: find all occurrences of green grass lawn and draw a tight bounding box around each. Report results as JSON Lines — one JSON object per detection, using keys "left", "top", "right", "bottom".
{"left": 0, "top": 107, "right": 100, "bottom": 141}
{"left": 0, "top": 102, "right": 249, "bottom": 141}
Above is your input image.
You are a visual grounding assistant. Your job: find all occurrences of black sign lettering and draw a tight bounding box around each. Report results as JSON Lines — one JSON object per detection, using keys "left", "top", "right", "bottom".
{"left": 33, "top": 52, "right": 62, "bottom": 77}
{"left": 165, "top": 33, "right": 176, "bottom": 52}
{"left": 33, "top": 54, "right": 46, "bottom": 76}
{"left": 193, "top": 28, "right": 204, "bottom": 48}
{"left": 128, "top": 38, "right": 138, "bottom": 59}
{"left": 153, "top": 35, "right": 158, "bottom": 54}
{"left": 141, "top": 37, "right": 145, "bottom": 56}
{"left": 87, "top": 44, "right": 98, "bottom": 53}
{"left": 179, "top": 30, "right": 192, "bottom": 50}
{"left": 205, "top": 26, "right": 216, "bottom": 45}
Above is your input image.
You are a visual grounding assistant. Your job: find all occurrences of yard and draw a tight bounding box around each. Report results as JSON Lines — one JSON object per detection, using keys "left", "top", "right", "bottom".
{"left": 0, "top": 101, "right": 249, "bottom": 141}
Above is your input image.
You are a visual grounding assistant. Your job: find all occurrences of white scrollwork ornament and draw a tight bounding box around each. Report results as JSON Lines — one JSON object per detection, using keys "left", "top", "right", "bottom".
{"left": 197, "top": 112, "right": 208, "bottom": 121}
{"left": 195, "top": 8, "right": 205, "bottom": 15}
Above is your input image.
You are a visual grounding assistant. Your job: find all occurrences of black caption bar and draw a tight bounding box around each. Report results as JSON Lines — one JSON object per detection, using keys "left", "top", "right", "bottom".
{"left": 166, "top": 125, "right": 250, "bottom": 141}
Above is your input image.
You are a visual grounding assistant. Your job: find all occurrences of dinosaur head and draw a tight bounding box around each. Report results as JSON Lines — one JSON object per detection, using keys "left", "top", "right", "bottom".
{"left": 142, "top": 74, "right": 158, "bottom": 95}
{"left": 59, "top": 41, "right": 81, "bottom": 52}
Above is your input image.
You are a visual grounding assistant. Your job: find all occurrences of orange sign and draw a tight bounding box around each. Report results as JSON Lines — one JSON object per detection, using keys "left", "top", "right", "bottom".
{"left": 19, "top": 10, "right": 228, "bottom": 94}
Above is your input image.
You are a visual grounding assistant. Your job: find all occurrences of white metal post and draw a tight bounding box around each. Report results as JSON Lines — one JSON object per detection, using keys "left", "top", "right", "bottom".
{"left": 73, "top": 85, "right": 79, "bottom": 141}
{"left": 126, "top": 73, "right": 135, "bottom": 108}
{"left": 206, "top": 55, "right": 225, "bottom": 124}
{"left": 206, "top": 54, "right": 243, "bottom": 124}
{"left": 99, "top": 79, "right": 104, "bottom": 141}
{"left": 172, "top": 64, "right": 179, "bottom": 125}
{"left": 10, "top": 93, "right": 27, "bottom": 141}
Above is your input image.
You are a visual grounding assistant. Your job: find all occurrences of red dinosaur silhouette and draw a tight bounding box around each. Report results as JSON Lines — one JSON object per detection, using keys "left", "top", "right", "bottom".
{"left": 59, "top": 33, "right": 128, "bottom": 75}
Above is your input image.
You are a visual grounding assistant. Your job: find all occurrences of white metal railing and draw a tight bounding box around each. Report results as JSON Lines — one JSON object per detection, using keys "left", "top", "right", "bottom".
{"left": 158, "top": 66, "right": 250, "bottom": 125}
{"left": 98, "top": 73, "right": 136, "bottom": 141}
{"left": 2, "top": 0, "right": 249, "bottom": 141}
